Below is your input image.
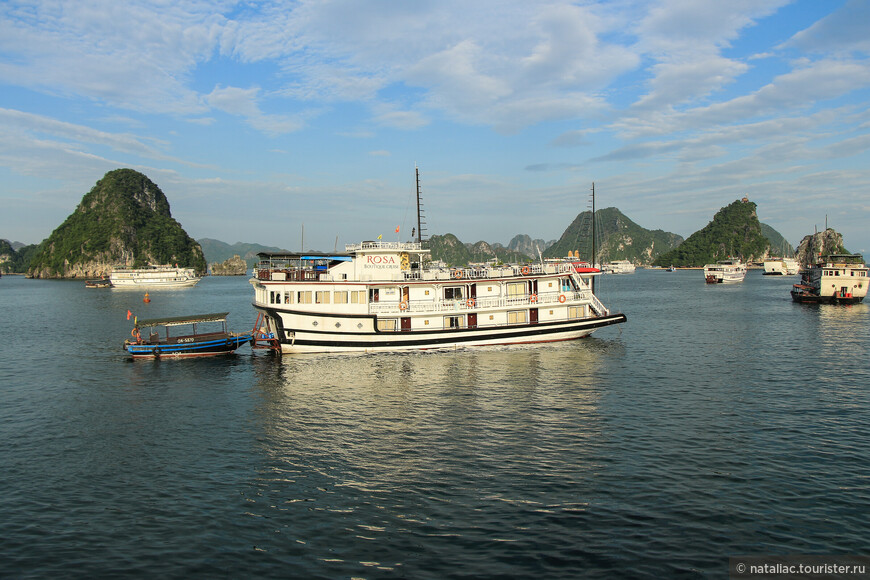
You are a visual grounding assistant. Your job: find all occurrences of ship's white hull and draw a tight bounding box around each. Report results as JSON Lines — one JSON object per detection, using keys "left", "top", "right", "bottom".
{"left": 111, "top": 278, "right": 200, "bottom": 288}
{"left": 255, "top": 306, "right": 626, "bottom": 353}
{"left": 110, "top": 266, "right": 201, "bottom": 288}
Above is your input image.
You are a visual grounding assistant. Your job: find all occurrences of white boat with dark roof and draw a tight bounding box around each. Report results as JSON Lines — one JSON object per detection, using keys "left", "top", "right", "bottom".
{"left": 791, "top": 254, "right": 868, "bottom": 304}
{"left": 250, "top": 241, "right": 626, "bottom": 353}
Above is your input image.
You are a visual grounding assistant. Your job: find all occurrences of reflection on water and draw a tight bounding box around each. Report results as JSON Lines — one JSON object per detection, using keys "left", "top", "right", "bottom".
{"left": 244, "top": 343, "right": 614, "bottom": 576}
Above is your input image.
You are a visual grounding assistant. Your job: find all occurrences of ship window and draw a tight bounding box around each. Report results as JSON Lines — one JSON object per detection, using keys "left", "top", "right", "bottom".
{"left": 298, "top": 291, "right": 312, "bottom": 304}
{"left": 334, "top": 291, "right": 348, "bottom": 303}
{"left": 270, "top": 291, "right": 277, "bottom": 304}
{"left": 369, "top": 288, "right": 379, "bottom": 302}
{"left": 506, "top": 282, "right": 525, "bottom": 297}
{"left": 350, "top": 291, "right": 365, "bottom": 303}
{"left": 569, "top": 306, "right": 584, "bottom": 319}
{"left": 444, "top": 315, "right": 463, "bottom": 328}
{"left": 316, "top": 291, "right": 330, "bottom": 304}
{"left": 377, "top": 319, "right": 397, "bottom": 332}
{"left": 508, "top": 310, "right": 527, "bottom": 324}
{"left": 445, "top": 286, "right": 464, "bottom": 300}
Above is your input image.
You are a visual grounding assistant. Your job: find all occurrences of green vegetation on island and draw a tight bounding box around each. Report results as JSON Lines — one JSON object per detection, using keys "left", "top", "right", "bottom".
{"left": 652, "top": 198, "right": 771, "bottom": 267}
{"left": 544, "top": 207, "right": 683, "bottom": 264}
{"left": 27, "top": 169, "right": 206, "bottom": 279}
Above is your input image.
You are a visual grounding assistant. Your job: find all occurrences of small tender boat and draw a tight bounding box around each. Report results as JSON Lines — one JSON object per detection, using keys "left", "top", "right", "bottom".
{"left": 791, "top": 254, "right": 868, "bottom": 304}
{"left": 124, "top": 312, "right": 252, "bottom": 359}
{"left": 85, "top": 277, "right": 113, "bottom": 288}
{"left": 703, "top": 258, "right": 746, "bottom": 283}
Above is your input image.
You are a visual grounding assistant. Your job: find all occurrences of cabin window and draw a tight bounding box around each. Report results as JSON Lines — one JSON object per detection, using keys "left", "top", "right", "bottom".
{"left": 377, "top": 318, "right": 397, "bottom": 332}
{"left": 297, "top": 291, "right": 312, "bottom": 304}
{"left": 444, "top": 286, "right": 464, "bottom": 300}
{"left": 334, "top": 291, "right": 348, "bottom": 304}
{"left": 350, "top": 291, "right": 365, "bottom": 304}
{"left": 508, "top": 310, "right": 527, "bottom": 324}
{"left": 284, "top": 291, "right": 292, "bottom": 304}
{"left": 316, "top": 291, "right": 330, "bottom": 304}
{"left": 506, "top": 282, "right": 525, "bottom": 297}
{"left": 369, "top": 289, "right": 379, "bottom": 302}
{"left": 444, "top": 315, "right": 463, "bottom": 329}
{"left": 569, "top": 306, "right": 584, "bottom": 319}
{"left": 270, "top": 291, "right": 277, "bottom": 304}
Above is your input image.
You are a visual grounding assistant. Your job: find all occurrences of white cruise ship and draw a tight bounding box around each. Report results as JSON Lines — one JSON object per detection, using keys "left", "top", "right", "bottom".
{"left": 604, "top": 260, "right": 636, "bottom": 274}
{"left": 250, "top": 241, "right": 625, "bottom": 353}
{"left": 703, "top": 258, "right": 746, "bottom": 284}
{"left": 110, "top": 265, "right": 201, "bottom": 288}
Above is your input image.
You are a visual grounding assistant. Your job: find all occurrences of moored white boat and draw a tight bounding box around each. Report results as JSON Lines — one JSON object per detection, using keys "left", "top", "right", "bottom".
{"left": 250, "top": 241, "right": 626, "bottom": 354}
{"left": 603, "top": 260, "right": 636, "bottom": 274}
{"left": 791, "top": 254, "right": 868, "bottom": 304}
{"left": 703, "top": 258, "right": 746, "bottom": 283}
{"left": 763, "top": 257, "right": 799, "bottom": 275}
{"left": 110, "top": 264, "right": 201, "bottom": 288}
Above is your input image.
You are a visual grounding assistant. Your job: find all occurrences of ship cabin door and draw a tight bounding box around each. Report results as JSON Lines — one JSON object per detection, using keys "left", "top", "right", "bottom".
{"left": 467, "top": 313, "right": 477, "bottom": 329}
{"left": 528, "top": 280, "right": 538, "bottom": 296}
{"left": 369, "top": 288, "right": 379, "bottom": 302}
{"left": 529, "top": 308, "right": 538, "bottom": 324}
{"left": 469, "top": 284, "right": 477, "bottom": 300}
{"left": 401, "top": 286, "right": 410, "bottom": 303}
{"left": 401, "top": 317, "right": 411, "bottom": 332}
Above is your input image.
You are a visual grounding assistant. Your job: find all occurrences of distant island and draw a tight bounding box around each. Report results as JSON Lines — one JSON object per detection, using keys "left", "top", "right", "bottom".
{"left": 25, "top": 169, "right": 205, "bottom": 279}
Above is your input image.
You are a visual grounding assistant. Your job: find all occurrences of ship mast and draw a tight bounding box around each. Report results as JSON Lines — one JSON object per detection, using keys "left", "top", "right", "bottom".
{"left": 591, "top": 182, "right": 596, "bottom": 294}
{"left": 415, "top": 165, "right": 427, "bottom": 245}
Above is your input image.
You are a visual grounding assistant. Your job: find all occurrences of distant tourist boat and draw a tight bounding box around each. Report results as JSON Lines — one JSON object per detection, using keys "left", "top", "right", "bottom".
{"left": 84, "top": 277, "right": 112, "bottom": 288}
{"left": 124, "top": 312, "right": 252, "bottom": 359}
{"left": 703, "top": 258, "right": 746, "bottom": 284}
{"left": 110, "top": 265, "right": 200, "bottom": 288}
{"left": 763, "top": 257, "right": 799, "bottom": 275}
{"left": 791, "top": 254, "right": 868, "bottom": 304}
{"left": 603, "top": 260, "right": 636, "bottom": 274}
{"left": 250, "top": 241, "right": 626, "bottom": 354}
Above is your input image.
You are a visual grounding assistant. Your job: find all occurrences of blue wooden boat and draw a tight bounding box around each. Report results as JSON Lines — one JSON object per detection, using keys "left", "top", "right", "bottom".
{"left": 124, "top": 312, "right": 252, "bottom": 359}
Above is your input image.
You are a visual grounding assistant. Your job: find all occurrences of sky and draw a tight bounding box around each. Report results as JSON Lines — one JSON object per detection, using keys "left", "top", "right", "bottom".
{"left": 1, "top": 0, "right": 869, "bottom": 254}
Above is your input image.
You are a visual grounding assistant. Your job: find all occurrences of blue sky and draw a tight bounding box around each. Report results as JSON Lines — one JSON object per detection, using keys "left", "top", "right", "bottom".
{"left": 1, "top": 0, "right": 869, "bottom": 254}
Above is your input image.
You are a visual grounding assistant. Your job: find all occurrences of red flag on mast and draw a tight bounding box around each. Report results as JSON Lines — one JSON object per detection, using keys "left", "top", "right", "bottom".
{"left": 395, "top": 226, "right": 400, "bottom": 233}
{"left": 127, "top": 310, "right": 132, "bottom": 320}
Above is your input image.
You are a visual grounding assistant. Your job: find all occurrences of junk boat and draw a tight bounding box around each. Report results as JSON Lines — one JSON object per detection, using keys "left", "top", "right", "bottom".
{"left": 790, "top": 254, "right": 868, "bottom": 304}
{"left": 703, "top": 258, "right": 746, "bottom": 284}
{"left": 110, "top": 264, "right": 201, "bottom": 288}
{"left": 124, "top": 312, "right": 252, "bottom": 359}
{"left": 250, "top": 242, "right": 626, "bottom": 354}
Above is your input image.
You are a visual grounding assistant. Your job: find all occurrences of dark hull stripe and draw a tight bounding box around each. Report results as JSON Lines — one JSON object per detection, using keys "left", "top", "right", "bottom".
{"left": 264, "top": 312, "right": 626, "bottom": 349}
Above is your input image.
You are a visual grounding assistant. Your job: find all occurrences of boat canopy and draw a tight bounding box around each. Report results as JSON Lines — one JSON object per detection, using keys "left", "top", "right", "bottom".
{"left": 135, "top": 312, "right": 230, "bottom": 328}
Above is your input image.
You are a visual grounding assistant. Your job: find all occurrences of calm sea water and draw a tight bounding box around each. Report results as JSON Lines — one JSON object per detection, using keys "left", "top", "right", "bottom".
{"left": 1, "top": 270, "right": 868, "bottom": 579}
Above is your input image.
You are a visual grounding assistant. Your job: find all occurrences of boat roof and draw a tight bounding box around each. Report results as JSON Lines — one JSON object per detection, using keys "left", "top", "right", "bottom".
{"left": 257, "top": 251, "right": 352, "bottom": 261}
{"left": 135, "top": 312, "right": 229, "bottom": 328}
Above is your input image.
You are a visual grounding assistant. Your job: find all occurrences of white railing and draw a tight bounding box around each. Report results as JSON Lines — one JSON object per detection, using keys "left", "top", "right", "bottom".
{"left": 368, "top": 290, "right": 594, "bottom": 315}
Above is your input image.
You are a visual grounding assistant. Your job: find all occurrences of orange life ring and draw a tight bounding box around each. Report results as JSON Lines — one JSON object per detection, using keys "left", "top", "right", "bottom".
{"left": 530, "top": 293, "right": 537, "bottom": 303}
{"left": 399, "top": 301, "right": 409, "bottom": 310}
{"left": 466, "top": 299, "right": 476, "bottom": 308}
{"left": 454, "top": 270, "right": 463, "bottom": 279}
{"left": 522, "top": 266, "right": 531, "bottom": 275}
{"left": 559, "top": 294, "right": 567, "bottom": 303}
